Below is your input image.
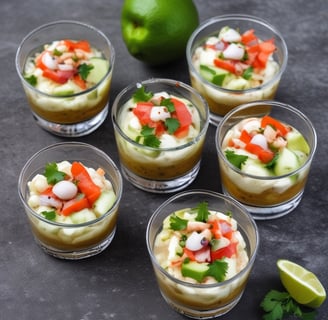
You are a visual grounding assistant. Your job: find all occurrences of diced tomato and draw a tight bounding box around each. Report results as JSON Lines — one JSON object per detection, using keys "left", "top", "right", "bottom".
{"left": 63, "top": 39, "right": 91, "bottom": 52}
{"left": 219, "top": 220, "right": 233, "bottom": 240}
{"left": 241, "top": 29, "right": 257, "bottom": 45}
{"left": 71, "top": 161, "right": 101, "bottom": 205}
{"left": 132, "top": 102, "right": 153, "bottom": 125}
{"left": 73, "top": 74, "right": 87, "bottom": 90}
{"left": 245, "top": 143, "right": 274, "bottom": 163}
{"left": 35, "top": 51, "right": 49, "bottom": 71}
{"left": 210, "top": 220, "right": 222, "bottom": 239}
{"left": 214, "top": 58, "right": 236, "bottom": 74}
{"left": 258, "top": 149, "right": 275, "bottom": 163}
{"left": 42, "top": 69, "right": 75, "bottom": 84}
{"left": 210, "top": 242, "right": 238, "bottom": 261}
{"left": 183, "top": 247, "right": 196, "bottom": 261}
{"left": 61, "top": 197, "right": 90, "bottom": 216}
{"left": 261, "top": 115, "right": 289, "bottom": 136}
{"left": 239, "top": 130, "right": 252, "bottom": 144}
{"left": 154, "top": 121, "right": 166, "bottom": 136}
{"left": 173, "top": 126, "right": 189, "bottom": 138}
{"left": 170, "top": 98, "right": 192, "bottom": 127}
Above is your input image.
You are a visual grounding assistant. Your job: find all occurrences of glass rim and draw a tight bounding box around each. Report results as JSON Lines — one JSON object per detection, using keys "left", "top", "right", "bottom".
{"left": 146, "top": 188, "right": 259, "bottom": 289}
{"left": 215, "top": 100, "right": 317, "bottom": 179}
{"left": 186, "top": 13, "right": 288, "bottom": 94}
{"left": 17, "top": 141, "right": 123, "bottom": 227}
{"left": 15, "top": 19, "right": 115, "bottom": 98}
{"left": 111, "top": 78, "right": 210, "bottom": 152}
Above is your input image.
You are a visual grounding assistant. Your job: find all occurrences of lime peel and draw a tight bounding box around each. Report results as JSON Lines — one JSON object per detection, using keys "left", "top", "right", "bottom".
{"left": 277, "top": 259, "right": 326, "bottom": 308}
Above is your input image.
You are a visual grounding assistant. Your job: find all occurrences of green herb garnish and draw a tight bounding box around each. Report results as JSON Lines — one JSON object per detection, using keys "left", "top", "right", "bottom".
{"left": 41, "top": 210, "right": 56, "bottom": 221}
{"left": 24, "top": 75, "right": 37, "bottom": 86}
{"left": 78, "top": 63, "right": 94, "bottom": 80}
{"left": 160, "top": 98, "right": 175, "bottom": 112}
{"left": 242, "top": 66, "right": 253, "bottom": 80}
{"left": 53, "top": 48, "right": 62, "bottom": 56}
{"left": 44, "top": 162, "right": 66, "bottom": 185}
{"left": 136, "top": 125, "right": 161, "bottom": 148}
{"left": 225, "top": 150, "right": 248, "bottom": 169}
{"left": 133, "top": 85, "right": 154, "bottom": 102}
{"left": 169, "top": 214, "right": 188, "bottom": 231}
{"left": 260, "top": 290, "right": 317, "bottom": 320}
{"left": 265, "top": 153, "right": 279, "bottom": 170}
{"left": 165, "top": 118, "right": 180, "bottom": 134}
{"left": 206, "top": 259, "right": 228, "bottom": 282}
{"left": 195, "top": 201, "right": 210, "bottom": 222}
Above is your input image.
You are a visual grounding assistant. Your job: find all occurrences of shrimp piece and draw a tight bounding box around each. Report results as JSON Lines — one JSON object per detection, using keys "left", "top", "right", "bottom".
{"left": 187, "top": 221, "right": 211, "bottom": 232}
{"left": 263, "top": 125, "right": 277, "bottom": 143}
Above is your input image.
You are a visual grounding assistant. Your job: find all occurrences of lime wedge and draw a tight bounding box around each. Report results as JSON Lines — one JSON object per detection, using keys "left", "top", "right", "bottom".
{"left": 277, "top": 259, "right": 326, "bottom": 308}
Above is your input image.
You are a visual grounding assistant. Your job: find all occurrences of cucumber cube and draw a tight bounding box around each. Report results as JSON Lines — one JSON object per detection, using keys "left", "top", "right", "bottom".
{"left": 181, "top": 260, "right": 209, "bottom": 282}
{"left": 93, "top": 190, "right": 116, "bottom": 216}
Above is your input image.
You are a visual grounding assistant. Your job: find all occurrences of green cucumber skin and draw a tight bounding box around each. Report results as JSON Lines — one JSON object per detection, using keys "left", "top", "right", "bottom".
{"left": 93, "top": 190, "right": 116, "bottom": 216}
{"left": 181, "top": 261, "right": 209, "bottom": 282}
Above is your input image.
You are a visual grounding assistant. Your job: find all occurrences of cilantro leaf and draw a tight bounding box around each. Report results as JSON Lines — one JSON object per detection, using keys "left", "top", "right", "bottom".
{"left": 242, "top": 66, "right": 253, "bottom": 80}
{"left": 225, "top": 150, "right": 248, "bottom": 169}
{"left": 260, "top": 290, "right": 317, "bottom": 320}
{"left": 206, "top": 259, "right": 228, "bottom": 282}
{"left": 165, "top": 118, "right": 180, "bottom": 134}
{"left": 24, "top": 75, "right": 37, "bottom": 86}
{"left": 169, "top": 214, "right": 188, "bottom": 231}
{"left": 78, "top": 63, "right": 94, "bottom": 80}
{"left": 133, "top": 85, "right": 154, "bottom": 102}
{"left": 160, "top": 98, "right": 175, "bottom": 112}
{"left": 136, "top": 125, "right": 161, "bottom": 148}
{"left": 44, "top": 162, "right": 66, "bottom": 185}
{"left": 195, "top": 201, "right": 210, "bottom": 222}
{"left": 41, "top": 210, "right": 56, "bottom": 221}
{"left": 265, "top": 153, "right": 279, "bottom": 170}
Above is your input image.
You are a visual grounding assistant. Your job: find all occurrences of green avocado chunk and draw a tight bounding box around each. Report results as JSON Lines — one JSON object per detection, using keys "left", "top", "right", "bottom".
{"left": 181, "top": 260, "right": 209, "bottom": 282}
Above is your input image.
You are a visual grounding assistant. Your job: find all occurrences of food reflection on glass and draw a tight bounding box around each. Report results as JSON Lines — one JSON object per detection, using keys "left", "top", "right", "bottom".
{"left": 112, "top": 78, "right": 209, "bottom": 193}
{"left": 186, "top": 14, "right": 288, "bottom": 124}
{"left": 18, "top": 142, "right": 123, "bottom": 259}
{"left": 146, "top": 190, "right": 258, "bottom": 319}
{"left": 216, "top": 101, "right": 317, "bottom": 220}
{"left": 16, "top": 21, "right": 115, "bottom": 137}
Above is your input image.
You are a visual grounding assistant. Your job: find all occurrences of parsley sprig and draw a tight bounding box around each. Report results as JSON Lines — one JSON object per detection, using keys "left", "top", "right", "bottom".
{"left": 225, "top": 149, "right": 248, "bottom": 169}
{"left": 133, "top": 85, "right": 153, "bottom": 102}
{"left": 136, "top": 125, "right": 161, "bottom": 148}
{"left": 261, "top": 290, "right": 317, "bottom": 320}
{"left": 78, "top": 63, "right": 94, "bottom": 80}
{"left": 44, "top": 162, "right": 66, "bottom": 185}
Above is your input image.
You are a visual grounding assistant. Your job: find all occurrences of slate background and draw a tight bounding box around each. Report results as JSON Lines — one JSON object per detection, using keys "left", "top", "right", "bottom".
{"left": 1, "top": 0, "right": 327, "bottom": 319}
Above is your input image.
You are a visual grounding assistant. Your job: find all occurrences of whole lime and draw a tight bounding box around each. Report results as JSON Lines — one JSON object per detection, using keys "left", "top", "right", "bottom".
{"left": 121, "top": 0, "right": 199, "bottom": 66}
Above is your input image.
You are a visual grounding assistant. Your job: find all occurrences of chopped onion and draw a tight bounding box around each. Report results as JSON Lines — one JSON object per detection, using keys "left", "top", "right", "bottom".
{"left": 185, "top": 231, "right": 204, "bottom": 251}
{"left": 250, "top": 134, "right": 268, "bottom": 150}
{"left": 42, "top": 52, "right": 58, "bottom": 70}
{"left": 223, "top": 43, "right": 245, "bottom": 60}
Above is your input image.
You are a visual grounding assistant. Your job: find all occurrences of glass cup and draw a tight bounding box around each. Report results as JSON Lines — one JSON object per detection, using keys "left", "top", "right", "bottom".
{"left": 15, "top": 20, "right": 115, "bottom": 137}
{"left": 146, "top": 189, "right": 259, "bottom": 318}
{"left": 186, "top": 14, "right": 288, "bottom": 125}
{"left": 216, "top": 100, "right": 317, "bottom": 220}
{"left": 18, "top": 142, "right": 123, "bottom": 259}
{"left": 111, "top": 78, "right": 209, "bottom": 193}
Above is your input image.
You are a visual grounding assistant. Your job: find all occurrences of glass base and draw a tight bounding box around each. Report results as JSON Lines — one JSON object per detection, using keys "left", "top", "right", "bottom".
{"left": 161, "top": 290, "right": 243, "bottom": 319}
{"left": 121, "top": 162, "right": 201, "bottom": 193}
{"left": 222, "top": 187, "right": 304, "bottom": 220}
{"left": 34, "top": 227, "right": 116, "bottom": 260}
{"left": 209, "top": 112, "right": 224, "bottom": 126}
{"left": 32, "top": 105, "right": 108, "bottom": 137}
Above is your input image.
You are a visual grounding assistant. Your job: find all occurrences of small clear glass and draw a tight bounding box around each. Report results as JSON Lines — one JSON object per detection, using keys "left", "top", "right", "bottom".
{"left": 146, "top": 189, "right": 259, "bottom": 318}
{"left": 216, "top": 100, "right": 317, "bottom": 220}
{"left": 111, "top": 78, "right": 209, "bottom": 193}
{"left": 18, "top": 142, "right": 123, "bottom": 259}
{"left": 15, "top": 20, "right": 115, "bottom": 137}
{"left": 186, "top": 14, "right": 288, "bottom": 125}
